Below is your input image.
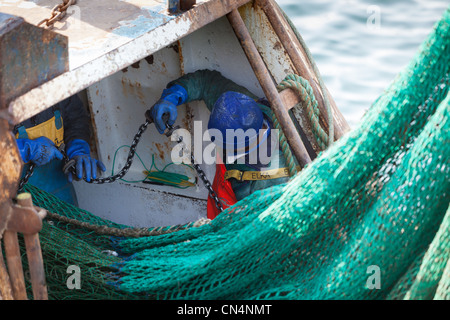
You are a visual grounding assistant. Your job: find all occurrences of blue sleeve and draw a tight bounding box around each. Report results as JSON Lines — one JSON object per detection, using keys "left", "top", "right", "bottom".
{"left": 58, "top": 94, "right": 91, "bottom": 145}
{"left": 168, "top": 69, "right": 259, "bottom": 112}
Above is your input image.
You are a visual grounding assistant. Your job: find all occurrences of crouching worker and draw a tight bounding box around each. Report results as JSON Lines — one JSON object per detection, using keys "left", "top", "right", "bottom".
{"left": 149, "top": 69, "right": 297, "bottom": 219}
{"left": 14, "top": 94, "right": 106, "bottom": 205}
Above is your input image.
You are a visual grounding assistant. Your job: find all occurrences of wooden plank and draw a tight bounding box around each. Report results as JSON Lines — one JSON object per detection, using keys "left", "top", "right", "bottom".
{"left": 0, "top": 117, "right": 22, "bottom": 300}
{"left": 0, "top": 242, "right": 14, "bottom": 300}
{"left": 3, "top": 231, "right": 28, "bottom": 300}
{"left": 0, "top": 118, "right": 22, "bottom": 237}
{"left": 16, "top": 193, "right": 48, "bottom": 300}
{"left": 227, "top": 8, "right": 312, "bottom": 168}
{"left": 256, "top": 0, "right": 351, "bottom": 140}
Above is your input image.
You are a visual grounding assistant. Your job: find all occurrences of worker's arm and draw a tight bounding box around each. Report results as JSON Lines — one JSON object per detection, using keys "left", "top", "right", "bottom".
{"left": 58, "top": 94, "right": 91, "bottom": 145}
{"left": 149, "top": 69, "right": 259, "bottom": 134}
{"left": 59, "top": 94, "right": 105, "bottom": 182}
{"left": 168, "top": 69, "right": 258, "bottom": 111}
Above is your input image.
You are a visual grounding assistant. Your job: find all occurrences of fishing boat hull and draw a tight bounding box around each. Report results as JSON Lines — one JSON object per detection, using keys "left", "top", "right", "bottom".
{"left": 0, "top": 0, "right": 349, "bottom": 228}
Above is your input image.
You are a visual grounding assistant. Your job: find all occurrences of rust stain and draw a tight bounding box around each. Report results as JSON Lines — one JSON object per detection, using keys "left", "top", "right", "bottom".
{"left": 135, "top": 82, "right": 145, "bottom": 102}
{"left": 154, "top": 143, "right": 165, "bottom": 160}
{"left": 89, "top": 103, "right": 100, "bottom": 156}
{"left": 121, "top": 77, "right": 142, "bottom": 99}
{"left": 176, "top": 40, "right": 185, "bottom": 75}
{"left": 178, "top": 50, "right": 184, "bottom": 71}
{"left": 121, "top": 77, "right": 128, "bottom": 97}
{"left": 273, "top": 41, "right": 282, "bottom": 51}
{"left": 144, "top": 55, "right": 154, "bottom": 65}
{"left": 181, "top": 113, "right": 190, "bottom": 129}
{"left": 86, "top": 89, "right": 94, "bottom": 107}
{"left": 131, "top": 61, "right": 140, "bottom": 69}
{"left": 169, "top": 43, "right": 179, "bottom": 53}
{"left": 41, "top": 29, "right": 56, "bottom": 45}
{"left": 0, "top": 119, "right": 23, "bottom": 208}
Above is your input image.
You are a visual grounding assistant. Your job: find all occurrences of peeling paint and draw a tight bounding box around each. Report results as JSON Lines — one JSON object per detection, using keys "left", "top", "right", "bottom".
{"left": 169, "top": 43, "right": 180, "bottom": 53}
{"left": 154, "top": 142, "right": 165, "bottom": 160}
{"left": 6, "top": 0, "right": 250, "bottom": 124}
{"left": 113, "top": 13, "right": 173, "bottom": 39}
{"left": 145, "top": 55, "right": 154, "bottom": 65}
{"left": 239, "top": 3, "right": 295, "bottom": 84}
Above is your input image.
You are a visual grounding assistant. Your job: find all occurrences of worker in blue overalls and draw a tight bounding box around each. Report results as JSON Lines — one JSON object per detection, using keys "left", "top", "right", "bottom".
{"left": 149, "top": 69, "right": 295, "bottom": 218}
{"left": 14, "top": 94, "right": 106, "bottom": 205}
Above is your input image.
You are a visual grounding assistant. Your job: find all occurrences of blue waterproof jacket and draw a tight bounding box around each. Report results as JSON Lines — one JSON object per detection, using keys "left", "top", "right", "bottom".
{"left": 169, "top": 69, "right": 291, "bottom": 201}
{"left": 14, "top": 94, "right": 91, "bottom": 204}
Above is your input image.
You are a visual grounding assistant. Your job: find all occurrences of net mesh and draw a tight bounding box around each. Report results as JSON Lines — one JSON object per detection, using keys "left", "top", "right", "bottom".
{"left": 15, "top": 6, "right": 450, "bottom": 300}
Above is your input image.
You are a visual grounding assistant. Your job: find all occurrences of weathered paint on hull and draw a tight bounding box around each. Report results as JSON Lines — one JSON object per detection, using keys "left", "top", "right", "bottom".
{"left": 0, "top": 0, "right": 349, "bottom": 228}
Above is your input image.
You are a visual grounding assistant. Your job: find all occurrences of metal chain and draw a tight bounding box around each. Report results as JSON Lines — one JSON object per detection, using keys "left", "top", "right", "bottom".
{"left": 18, "top": 142, "right": 67, "bottom": 192}
{"left": 17, "top": 118, "right": 223, "bottom": 212}
{"left": 17, "top": 163, "right": 36, "bottom": 192}
{"left": 18, "top": 120, "right": 149, "bottom": 191}
{"left": 65, "top": 120, "right": 150, "bottom": 184}
{"left": 170, "top": 128, "right": 224, "bottom": 212}
{"left": 190, "top": 154, "right": 224, "bottom": 212}
{"left": 38, "top": 0, "right": 77, "bottom": 28}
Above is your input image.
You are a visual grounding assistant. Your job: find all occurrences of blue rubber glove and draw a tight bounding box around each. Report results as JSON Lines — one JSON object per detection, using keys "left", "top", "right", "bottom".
{"left": 66, "top": 139, "right": 106, "bottom": 182}
{"left": 149, "top": 84, "right": 188, "bottom": 134}
{"left": 16, "top": 137, "right": 64, "bottom": 166}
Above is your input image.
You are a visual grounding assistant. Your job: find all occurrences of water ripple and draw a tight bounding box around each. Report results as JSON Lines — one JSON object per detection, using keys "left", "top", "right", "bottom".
{"left": 278, "top": 0, "right": 448, "bottom": 127}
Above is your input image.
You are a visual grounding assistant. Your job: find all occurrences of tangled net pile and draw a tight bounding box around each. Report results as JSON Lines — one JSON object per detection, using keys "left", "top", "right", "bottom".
{"left": 18, "top": 6, "right": 450, "bottom": 300}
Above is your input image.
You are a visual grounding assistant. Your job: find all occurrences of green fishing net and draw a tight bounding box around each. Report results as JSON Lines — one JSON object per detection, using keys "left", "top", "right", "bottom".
{"left": 16, "top": 6, "right": 450, "bottom": 300}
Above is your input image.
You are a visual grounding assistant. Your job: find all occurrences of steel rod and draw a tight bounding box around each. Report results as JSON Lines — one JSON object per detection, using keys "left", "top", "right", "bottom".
{"left": 256, "top": 0, "right": 351, "bottom": 140}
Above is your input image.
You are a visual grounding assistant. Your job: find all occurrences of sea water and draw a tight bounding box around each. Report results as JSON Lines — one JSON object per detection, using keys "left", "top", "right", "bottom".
{"left": 277, "top": 0, "right": 449, "bottom": 128}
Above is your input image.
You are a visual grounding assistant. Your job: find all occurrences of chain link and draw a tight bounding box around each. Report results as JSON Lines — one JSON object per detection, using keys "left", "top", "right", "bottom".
{"left": 17, "top": 163, "right": 36, "bottom": 192}
{"left": 17, "top": 119, "right": 223, "bottom": 212}
{"left": 170, "top": 129, "right": 224, "bottom": 212}
{"left": 190, "top": 154, "right": 224, "bottom": 212}
{"left": 67, "top": 120, "right": 150, "bottom": 184}
{"left": 18, "top": 121, "right": 149, "bottom": 191}
{"left": 38, "top": 0, "right": 77, "bottom": 28}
